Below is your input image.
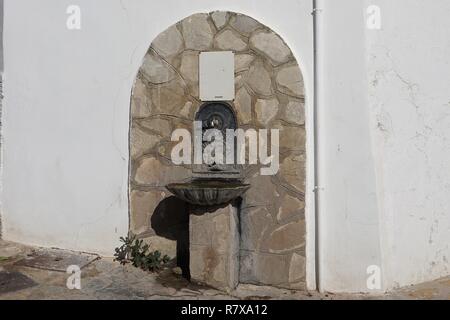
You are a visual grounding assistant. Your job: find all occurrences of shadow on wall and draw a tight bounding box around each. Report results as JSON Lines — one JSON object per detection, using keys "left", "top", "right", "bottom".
{"left": 150, "top": 196, "right": 190, "bottom": 279}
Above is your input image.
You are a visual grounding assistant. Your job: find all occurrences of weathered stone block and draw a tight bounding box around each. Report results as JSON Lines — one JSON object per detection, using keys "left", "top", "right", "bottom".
{"left": 130, "top": 189, "right": 167, "bottom": 235}
{"left": 245, "top": 60, "right": 273, "bottom": 96}
{"left": 179, "top": 101, "right": 195, "bottom": 119}
{"left": 139, "top": 117, "right": 172, "bottom": 138}
{"left": 235, "top": 53, "right": 255, "bottom": 73}
{"left": 179, "top": 51, "right": 199, "bottom": 97}
{"left": 234, "top": 74, "right": 244, "bottom": 91}
{"left": 149, "top": 79, "right": 186, "bottom": 114}
{"left": 152, "top": 24, "right": 184, "bottom": 60}
{"left": 134, "top": 156, "right": 191, "bottom": 186}
{"left": 272, "top": 122, "right": 306, "bottom": 152}
{"left": 283, "top": 100, "right": 305, "bottom": 125}
{"left": 289, "top": 252, "right": 306, "bottom": 283}
{"left": 243, "top": 175, "right": 279, "bottom": 207}
{"left": 234, "top": 87, "right": 252, "bottom": 124}
{"left": 142, "top": 235, "right": 177, "bottom": 258}
{"left": 130, "top": 11, "right": 307, "bottom": 290}
{"left": 239, "top": 251, "right": 290, "bottom": 286}
{"left": 276, "top": 65, "right": 305, "bottom": 97}
{"left": 210, "top": 11, "right": 228, "bottom": 30}
{"left": 190, "top": 245, "right": 228, "bottom": 287}
{"left": 141, "top": 52, "right": 176, "bottom": 84}
{"left": 131, "top": 77, "right": 152, "bottom": 118}
{"left": 240, "top": 207, "right": 273, "bottom": 251}
{"left": 230, "top": 14, "right": 261, "bottom": 35}
{"left": 263, "top": 219, "right": 306, "bottom": 253}
{"left": 255, "top": 98, "right": 279, "bottom": 125}
{"left": 190, "top": 204, "right": 239, "bottom": 291}
{"left": 250, "top": 31, "right": 291, "bottom": 65}
{"left": 279, "top": 154, "right": 306, "bottom": 193}
{"left": 130, "top": 126, "right": 159, "bottom": 159}
{"left": 277, "top": 194, "right": 305, "bottom": 222}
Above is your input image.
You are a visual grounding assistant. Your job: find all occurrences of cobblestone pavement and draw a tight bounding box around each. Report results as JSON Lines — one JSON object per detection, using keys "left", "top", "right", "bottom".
{"left": 0, "top": 240, "right": 448, "bottom": 300}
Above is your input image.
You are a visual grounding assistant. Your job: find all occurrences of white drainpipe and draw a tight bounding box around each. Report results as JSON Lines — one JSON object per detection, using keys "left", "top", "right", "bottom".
{"left": 312, "top": 0, "right": 323, "bottom": 292}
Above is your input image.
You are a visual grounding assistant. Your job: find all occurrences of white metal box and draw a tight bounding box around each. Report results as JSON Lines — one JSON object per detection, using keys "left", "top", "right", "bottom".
{"left": 199, "top": 51, "right": 235, "bottom": 101}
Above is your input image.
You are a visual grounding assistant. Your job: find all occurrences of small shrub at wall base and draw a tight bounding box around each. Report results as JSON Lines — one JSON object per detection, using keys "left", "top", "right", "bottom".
{"left": 114, "top": 235, "right": 170, "bottom": 272}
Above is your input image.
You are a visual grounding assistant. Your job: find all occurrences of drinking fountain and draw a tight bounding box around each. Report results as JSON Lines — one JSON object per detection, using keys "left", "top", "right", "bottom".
{"left": 166, "top": 101, "right": 250, "bottom": 206}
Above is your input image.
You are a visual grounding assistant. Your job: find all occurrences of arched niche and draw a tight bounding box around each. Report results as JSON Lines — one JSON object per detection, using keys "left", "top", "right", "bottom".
{"left": 129, "top": 11, "right": 306, "bottom": 289}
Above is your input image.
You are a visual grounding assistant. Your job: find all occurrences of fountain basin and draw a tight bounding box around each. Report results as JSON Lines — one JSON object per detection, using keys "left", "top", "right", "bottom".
{"left": 166, "top": 179, "right": 250, "bottom": 206}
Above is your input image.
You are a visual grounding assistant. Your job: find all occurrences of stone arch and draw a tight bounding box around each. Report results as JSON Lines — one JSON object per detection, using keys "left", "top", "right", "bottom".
{"left": 129, "top": 11, "right": 306, "bottom": 289}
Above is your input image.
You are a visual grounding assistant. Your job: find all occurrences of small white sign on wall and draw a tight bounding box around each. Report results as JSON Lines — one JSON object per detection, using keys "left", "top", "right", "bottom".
{"left": 199, "top": 51, "right": 235, "bottom": 101}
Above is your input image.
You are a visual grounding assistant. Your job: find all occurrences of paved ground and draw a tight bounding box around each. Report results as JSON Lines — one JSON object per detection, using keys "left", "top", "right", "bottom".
{"left": 0, "top": 240, "right": 448, "bottom": 300}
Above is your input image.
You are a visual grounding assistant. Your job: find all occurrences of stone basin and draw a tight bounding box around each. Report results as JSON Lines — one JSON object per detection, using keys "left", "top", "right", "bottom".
{"left": 166, "top": 179, "right": 250, "bottom": 206}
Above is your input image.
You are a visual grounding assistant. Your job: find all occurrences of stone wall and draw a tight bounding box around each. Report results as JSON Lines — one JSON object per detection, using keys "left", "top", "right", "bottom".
{"left": 129, "top": 11, "right": 306, "bottom": 289}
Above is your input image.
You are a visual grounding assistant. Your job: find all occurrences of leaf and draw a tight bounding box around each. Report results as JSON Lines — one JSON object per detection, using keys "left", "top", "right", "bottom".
{"left": 113, "top": 235, "right": 171, "bottom": 273}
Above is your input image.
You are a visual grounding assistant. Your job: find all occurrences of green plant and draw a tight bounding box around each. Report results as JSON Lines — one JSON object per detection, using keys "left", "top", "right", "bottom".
{"left": 114, "top": 235, "right": 170, "bottom": 272}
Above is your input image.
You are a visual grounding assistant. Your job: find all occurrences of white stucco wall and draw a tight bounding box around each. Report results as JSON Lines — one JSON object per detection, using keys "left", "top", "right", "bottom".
{"left": 0, "top": 0, "right": 316, "bottom": 286}
{"left": 367, "top": 0, "right": 450, "bottom": 290}
{"left": 1, "top": 0, "right": 449, "bottom": 293}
